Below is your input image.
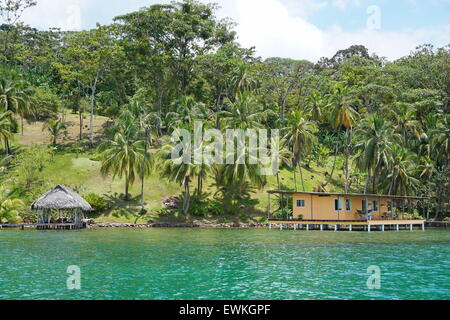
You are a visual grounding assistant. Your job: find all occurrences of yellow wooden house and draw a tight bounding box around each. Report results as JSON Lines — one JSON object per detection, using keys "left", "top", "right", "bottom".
{"left": 267, "top": 191, "right": 428, "bottom": 231}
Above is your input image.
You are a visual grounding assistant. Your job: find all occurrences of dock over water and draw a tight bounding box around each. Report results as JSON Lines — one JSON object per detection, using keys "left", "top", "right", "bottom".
{"left": 0, "top": 223, "right": 85, "bottom": 230}
{"left": 269, "top": 219, "right": 426, "bottom": 232}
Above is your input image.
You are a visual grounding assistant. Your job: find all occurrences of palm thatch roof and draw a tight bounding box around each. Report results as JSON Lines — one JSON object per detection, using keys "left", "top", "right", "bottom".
{"left": 31, "top": 185, "right": 92, "bottom": 211}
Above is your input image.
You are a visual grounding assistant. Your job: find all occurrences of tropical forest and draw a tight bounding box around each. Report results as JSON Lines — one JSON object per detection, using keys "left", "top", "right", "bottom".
{"left": 0, "top": 0, "right": 449, "bottom": 225}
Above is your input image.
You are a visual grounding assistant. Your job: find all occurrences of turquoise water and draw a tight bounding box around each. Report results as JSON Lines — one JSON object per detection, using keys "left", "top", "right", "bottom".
{"left": 0, "top": 228, "right": 449, "bottom": 300}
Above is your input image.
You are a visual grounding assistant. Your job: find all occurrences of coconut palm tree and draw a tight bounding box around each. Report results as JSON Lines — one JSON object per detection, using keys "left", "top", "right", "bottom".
{"left": 111, "top": 102, "right": 159, "bottom": 210}
{"left": 0, "top": 77, "right": 33, "bottom": 135}
{"left": 418, "top": 156, "right": 436, "bottom": 180}
{"left": 305, "top": 90, "right": 325, "bottom": 121}
{"left": 211, "top": 169, "right": 254, "bottom": 214}
{"left": 43, "top": 118, "right": 67, "bottom": 146}
{"left": 390, "top": 102, "right": 422, "bottom": 146}
{"left": 353, "top": 114, "right": 398, "bottom": 194}
{"left": 429, "top": 114, "right": 449, "bottom": 168}
{"left": 157, "top": 144, "right": 199, "bottom": 215}
{"left": 327, "top": 85, "right": 359, "bottom": 193}
{"left": 219, "top": 145, "right": 268, "bottom": 192}
{"left": 221, "top": 92, "right": 272, "bottom": 129}
{"left": 0, "top": 109, "right": 13, "bottom": 154}
{"left": 166, "top": 96, "right": 210, "bottom": 131}
{"left": 100, "top": 126, "right": 150, "bottom": 201}
{"left": 138, "top": 110, "right": 161, "bottom": 213}
{"left": 231, "top": 62, "right": 256, "bottom": 95}
{"left": 283, "top": 109, "right": 318, "bottom": 191}
{"left": 386, "top": 145, "right": 420, "bottom": 196}
{"left": 275, "top": 139, "right": 293, "bottom": 191}
{"left": 0, "top": 77, "right": 33, "bottom": 152}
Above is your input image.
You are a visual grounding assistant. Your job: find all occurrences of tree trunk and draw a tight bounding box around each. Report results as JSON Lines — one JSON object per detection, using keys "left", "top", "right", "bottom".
{"left": 293, "top": 163, "right": 298, "bottom": 192}
{"left": 388, "top": 168, "right": 396, "bottom": 195}
{"left": 299, "top": 151, "right": 305, "bottom": 192}
{"left": 89, "top": 73, "right": 99, "bottom": 147}
{"left": 373, "top": 166, "right": 378, "bottom": 194}
{"left": 324, "top": 131, "right": 340, "bottom": 187}
{"left": 344, "top": 129, "right": 350, "bottom": 193}
{"left": 364, "top": 171, "right": 371, "bottom": 194}
{"left": 276, "top": 172, "right": 281, "bottom": 190}
{"left": 158, "top": 87, "right": 163, "bottom": 136}
{"left": 79, "top": 106, "right": 83, "bottom": 141}
{"left": 299, "top": 166, "right": 305, "bottom": 192}
{"left": 89, "top": 88, "right": 95, "bottom": 146}
{"left": 183, "top": 180, "right": 190, "bottom": 215}
{"left": 21, "top": 117, "right": 24, "bottom": 136}
{"left": 197, "top": 174, "right": 202, "bottom": 194}
{"left": 141, "top": 127, "right": 150, "bottom": 210}
{"left": 125, "top": 175, "right": 130, "bottom": 201}
{"left": 4, "top": 137, "right": 10, "bottom": 155}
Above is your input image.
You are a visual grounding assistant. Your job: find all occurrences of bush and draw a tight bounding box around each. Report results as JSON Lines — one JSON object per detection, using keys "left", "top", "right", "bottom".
{"left": 259, "top": 216, "right": 268, "bottom": 223}
{"left": 239, "top": 214, "right": 250, "bottom": 223}
{"left": 0, "top": 199, "right": 25, "bottom": 224}
{"left": 189, "top": 200, "right": 225, "bottom": 217}
{"left": 84, "top": 193, "right": 109, "bottom": 212}
{"left": 206, "top": 200, "right": 223, "bottom": 216}
{"left": 272, "top": 208, "right": 292, "bottom": 219}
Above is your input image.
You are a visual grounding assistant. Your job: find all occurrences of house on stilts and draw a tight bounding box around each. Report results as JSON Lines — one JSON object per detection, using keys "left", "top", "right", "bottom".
{"left": 267, "top": 191, "right": 428, "bottom": 232}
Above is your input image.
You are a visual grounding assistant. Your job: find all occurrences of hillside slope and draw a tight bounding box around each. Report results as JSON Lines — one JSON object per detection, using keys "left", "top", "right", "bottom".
{"left": 10, "top": 116, "right": 349, "bottom": 223}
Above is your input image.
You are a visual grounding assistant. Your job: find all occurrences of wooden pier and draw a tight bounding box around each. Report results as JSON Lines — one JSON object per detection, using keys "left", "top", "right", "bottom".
{"left": 1, "top": 223, "right": 85, "bottom": 230}
{"left": 268, "top": 219, "right": 426, "bottom": 232}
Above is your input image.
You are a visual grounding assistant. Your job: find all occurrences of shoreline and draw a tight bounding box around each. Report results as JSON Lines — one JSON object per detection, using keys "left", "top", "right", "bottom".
{"left": 2, "top": 221, "right": 449, "bottom": 230}
{"left": 89, "top": 222, "right": 269, "bottom": 229}
{"left": 88, "top": 221, "right": 450, "bottom": 229}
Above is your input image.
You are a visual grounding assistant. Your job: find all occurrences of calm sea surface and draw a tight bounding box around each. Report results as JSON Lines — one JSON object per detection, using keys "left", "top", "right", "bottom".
{"left": 0, "top": 228, "right": 449, "bottom": 300}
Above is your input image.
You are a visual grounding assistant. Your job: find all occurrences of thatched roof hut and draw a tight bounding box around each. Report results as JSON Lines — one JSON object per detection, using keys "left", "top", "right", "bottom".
{"left": 31, "top": 185, "right": 92, "bottom": 211}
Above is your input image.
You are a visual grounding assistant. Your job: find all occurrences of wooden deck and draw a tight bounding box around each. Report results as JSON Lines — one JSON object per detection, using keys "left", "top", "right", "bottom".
{"left": 268, "top": 219, "right": 425, "bottom": 232}
{"left": 1, "top": 223, "right": 85, "bottom": 230}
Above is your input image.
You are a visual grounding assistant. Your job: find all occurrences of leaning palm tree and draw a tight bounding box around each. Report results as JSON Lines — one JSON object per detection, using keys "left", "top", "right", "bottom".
{"left": 99, "top": 127, "right": 150, "bottom": 201}
{"left": 0, "top": 78, "right": 29, "bottom": 113}
{"left": 43, "top": 118, "right": 67, "bottom": 146}
{"left": 283, "top": 109, "right": 318, "bottom": 191}
{"left": 0, "top": 109, "right": 13, "bottom": 154}
{"left": 0, "top": 77, "right": 33, "bottom": 135}
{"left": 0, "top": 78, "right": 32, "bottom": 151}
